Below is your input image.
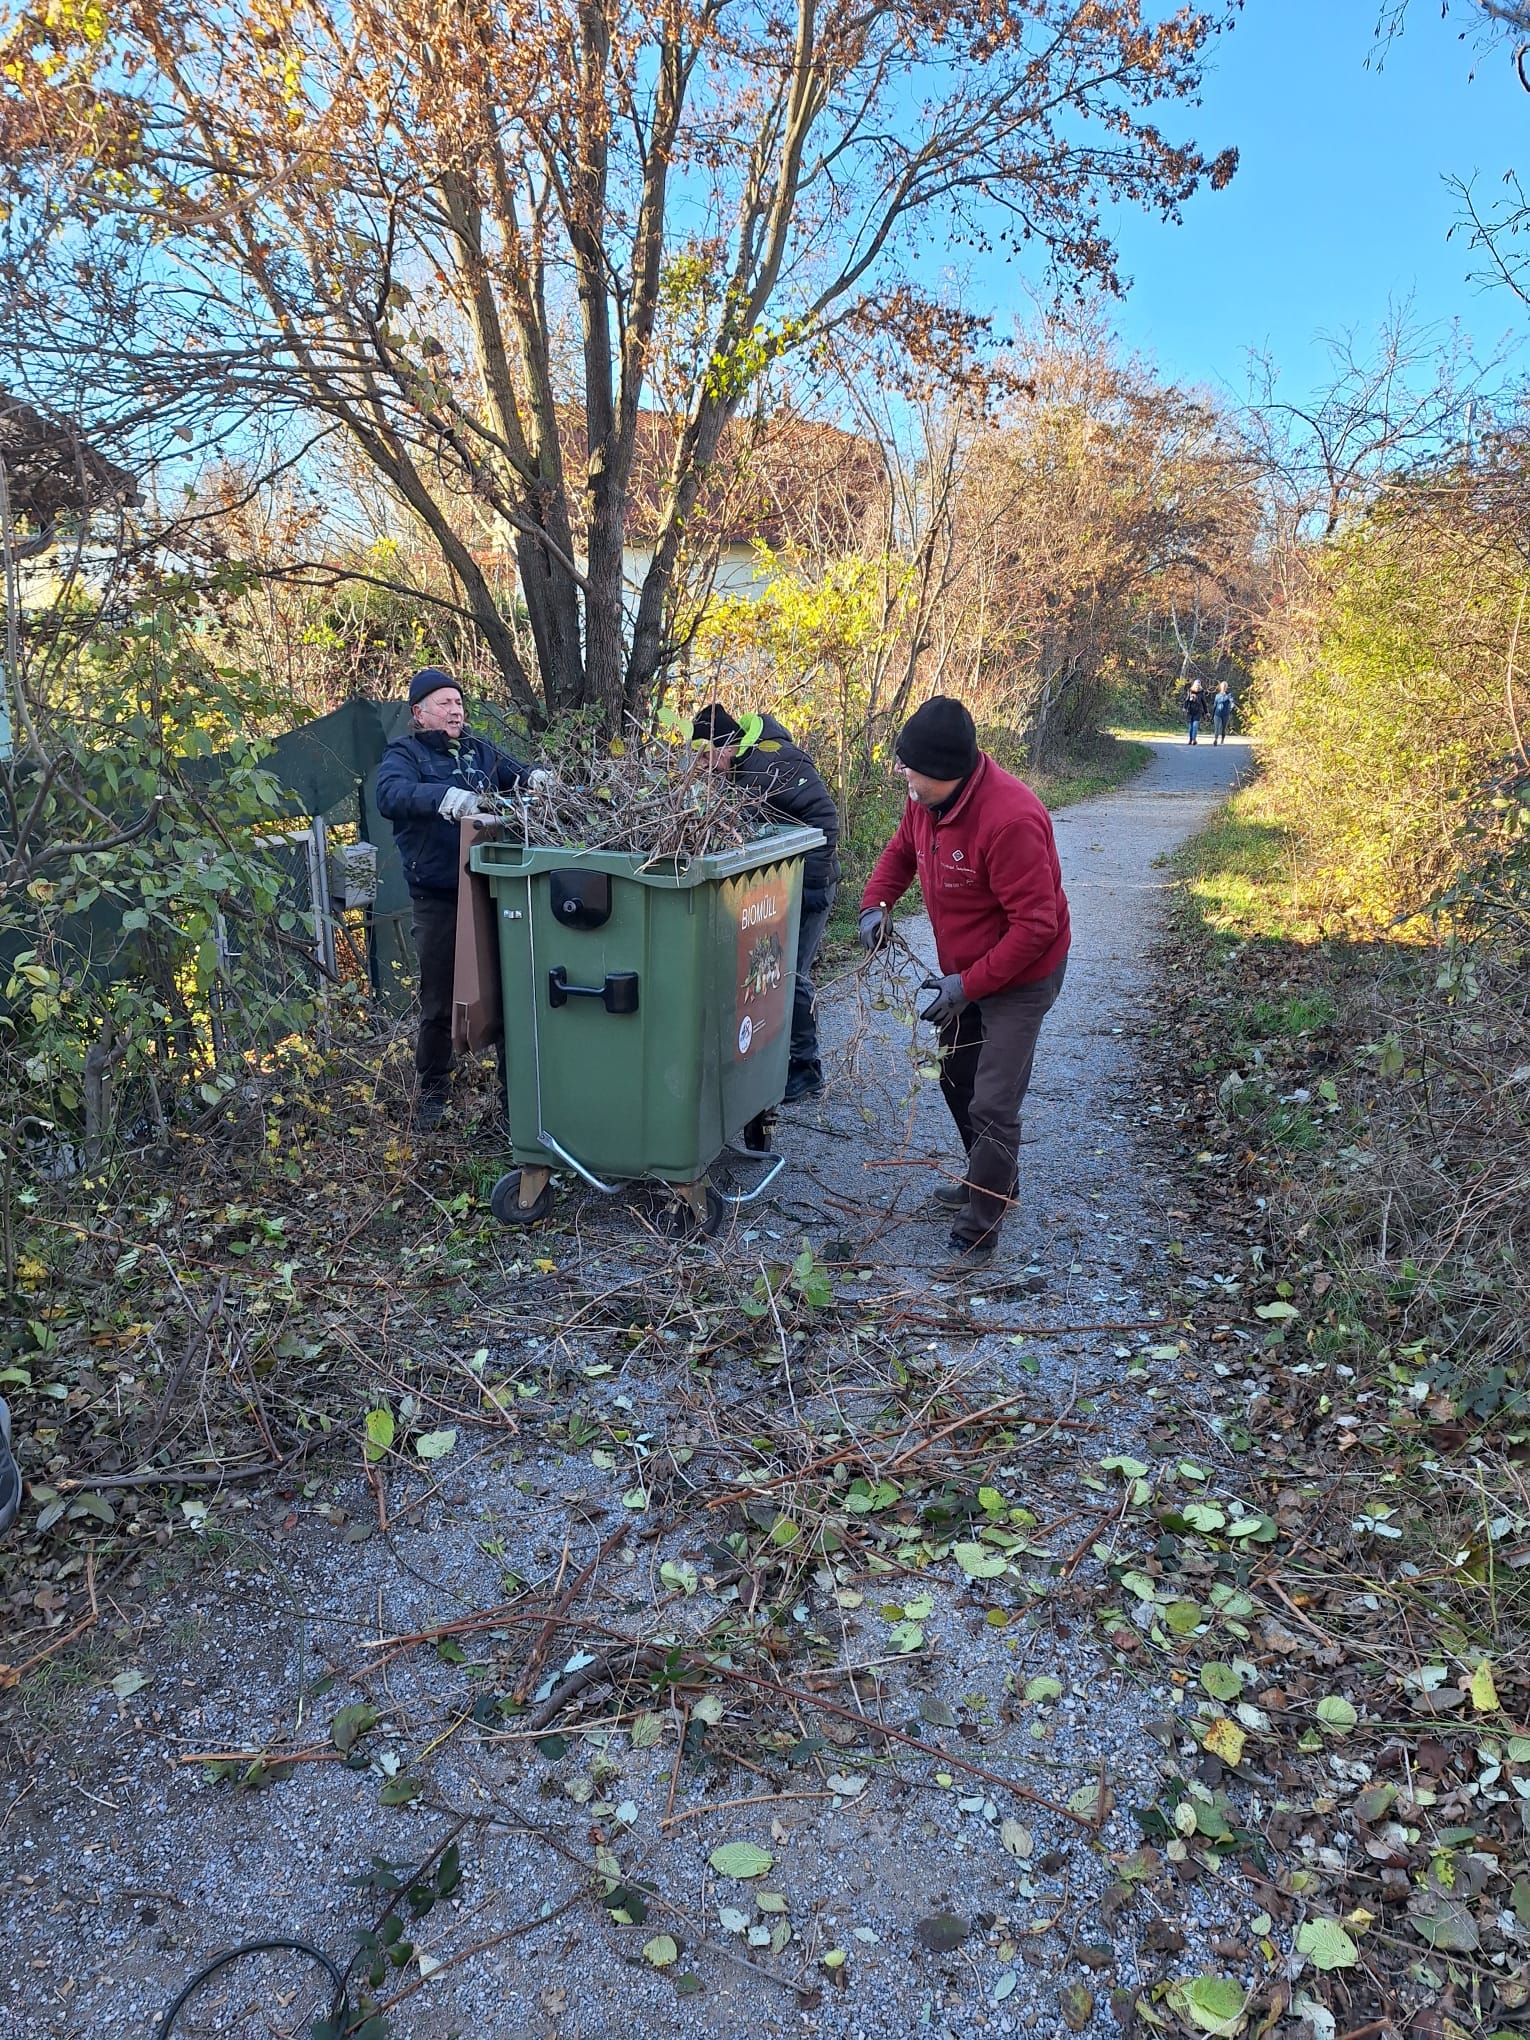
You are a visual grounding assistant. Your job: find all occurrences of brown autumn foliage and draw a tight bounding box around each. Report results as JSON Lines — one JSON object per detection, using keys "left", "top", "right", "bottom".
{"left": 1, "top": 0, "right": 1236, "bottom": 729}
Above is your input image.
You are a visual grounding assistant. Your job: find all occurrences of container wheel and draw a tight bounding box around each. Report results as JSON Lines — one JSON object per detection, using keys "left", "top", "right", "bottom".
{"left": 740, "top": 1111, "right": 773, "bottom": 1154}
{"left": 490, "top": 1169, "right": 554, "bottom": 1228}
{"left": 664, "top": 1183, "right": 727, "bottom": 1239}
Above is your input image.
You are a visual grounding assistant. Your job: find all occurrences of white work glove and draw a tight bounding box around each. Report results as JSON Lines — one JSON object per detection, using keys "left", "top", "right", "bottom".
{"left": 525, "top": 768, "right": 557, "bottom": 794}
{"left": 438, "top": 786, "right": 485, "bottom": 822}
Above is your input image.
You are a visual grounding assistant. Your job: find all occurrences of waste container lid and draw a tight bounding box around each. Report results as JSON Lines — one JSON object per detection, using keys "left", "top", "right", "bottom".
{"left": 469, "top": 821, "right": 825, "bottom": 889}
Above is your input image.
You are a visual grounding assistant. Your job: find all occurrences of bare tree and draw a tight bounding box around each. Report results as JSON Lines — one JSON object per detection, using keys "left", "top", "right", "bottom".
{"left": 1, "top": 0, "right": 1238, "bottom": 729}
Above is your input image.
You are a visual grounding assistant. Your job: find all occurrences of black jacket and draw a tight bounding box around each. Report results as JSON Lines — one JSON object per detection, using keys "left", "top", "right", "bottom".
{"left": 375, "top": 727, "right": 529, "bottom": 897}
{"left": 1182, "top": 687, "right": 1210, "bottom": 723}
{"left": 733, "top": 714, "right": 841, "bottom": 911}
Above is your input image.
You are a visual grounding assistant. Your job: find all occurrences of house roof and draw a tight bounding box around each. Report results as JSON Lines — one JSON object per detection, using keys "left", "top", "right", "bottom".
{"left": 624, "top": 411, "right": 886, "bottom": 555}
{"left": 0, "top": 389, "right": 140, "bottom": 540}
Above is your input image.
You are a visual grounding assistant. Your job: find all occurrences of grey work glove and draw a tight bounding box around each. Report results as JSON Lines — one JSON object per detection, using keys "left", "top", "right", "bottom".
{"left": 858, "top": 905, "right": 891, "bottom": 951}
{"left": 920, "top": 972, "right": 970, "bottom": 1025}
{"left": 525, "top": 768, "right": 557, "bottom": 794}
{"left": 438, "top": 786, "right": 487, "bottom": 822}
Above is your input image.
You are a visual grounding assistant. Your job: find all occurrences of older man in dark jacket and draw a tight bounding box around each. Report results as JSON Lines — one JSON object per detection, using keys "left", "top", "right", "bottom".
{"left": 692, "top": 703, "right": 840, "bottom": 1101}
{"left": 375, "top": 667, "right": 544, "bottom": 1126}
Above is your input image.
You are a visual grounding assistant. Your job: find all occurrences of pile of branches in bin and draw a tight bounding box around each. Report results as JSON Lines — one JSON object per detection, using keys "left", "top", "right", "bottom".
{"left": 484, "top": 736, "right": 769, "bottom": 862}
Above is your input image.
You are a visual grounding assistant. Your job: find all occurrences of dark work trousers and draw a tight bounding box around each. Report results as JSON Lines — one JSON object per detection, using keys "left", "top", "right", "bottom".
{"left": 789, "top": 891, "right": 835, "bottom": 1083}
{"left": 938, "top": 957, "right": 1067, "bottom": 1248}
{"left": 410, "top": 891, "right": 458, "bottom": 1094}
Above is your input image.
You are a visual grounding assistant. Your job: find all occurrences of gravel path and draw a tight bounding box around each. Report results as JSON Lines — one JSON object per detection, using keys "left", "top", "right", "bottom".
{"left": 0, "top": 736, "right": 1251, "bottom": 2040}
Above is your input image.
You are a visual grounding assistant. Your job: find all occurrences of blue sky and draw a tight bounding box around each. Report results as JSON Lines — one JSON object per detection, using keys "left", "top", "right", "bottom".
{"left": 1055, "top": 0, "right": 1527, "bottom": 403}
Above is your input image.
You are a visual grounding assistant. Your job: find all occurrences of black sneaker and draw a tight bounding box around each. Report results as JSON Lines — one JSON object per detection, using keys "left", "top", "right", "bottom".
{"left": 782, "top": 1068, "right": 823, "bottom": 1103}
{"left": 0, "top": 1398, "right": 20, "bottom": 1537}
{"left": 940, "top": 1232, "right": 996, "bottom": 1273}
{"left": 416, "top": 1088, "right": 450, "bottom": 1131}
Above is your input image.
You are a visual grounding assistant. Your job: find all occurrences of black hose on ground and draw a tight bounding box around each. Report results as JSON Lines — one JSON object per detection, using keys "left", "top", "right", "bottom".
{"left": 154, "top": 1935, "right": 347, "bottom": 2039}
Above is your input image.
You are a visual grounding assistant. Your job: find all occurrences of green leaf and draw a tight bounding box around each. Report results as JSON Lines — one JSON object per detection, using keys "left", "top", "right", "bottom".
{"left": 1100, "top": 1454, "right": 1149, "bottom": 1480}
{"left": 330, "top": 1703, "right": 381, "bottom": 1753}
{"left": 363, "top": 1407, "right": 394, "bottom": 1462}
{"left": 1183, "top": 1503, "right": 1227, "bottom": 1533}
{"left": 1315, "top": 1695, "right": 1357, "bottom": 1736}
{"left": 1469, "top": 1659, "right": 1500, "bottom": 1712}
{"left": 1023, "top": 1675, "right": 1062, "bottom": 1704}
{"left": 1167, "top": 1976, "right": 1248, "bottom": 2035}
{"left": 379, "top": 1775, "right": 423, "bottom": 1806}
{"left": 1296, "top": 1919, "right": 1359, "bottom": 1970}
{"left": 953, "top": 1541, "right": 1007, "bottom": 1579}
{"left": 643, "top": 1934, "right": 679, "bottom": 1968}
{"left": 709, "top": 1841, "right": 773, "bottom": 1880}
{"left": 1409, "top": 1898, "right": 1479, "bottom": 1952}
{"left": 1201, "top": 1662, "right": 1243, "bottom": 1702}
{"left": 414, "top": 1428, "right": 456, "bottom": 1460}
{"left": 629, "top": 1712, "right": 664, "bottom": 1750}
{"left": 1254, "top": 1301, "right": 1299, "bottom": 1321}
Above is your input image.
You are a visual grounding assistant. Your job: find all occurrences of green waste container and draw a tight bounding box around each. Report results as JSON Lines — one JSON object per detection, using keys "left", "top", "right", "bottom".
{"left": 470, "top": 822, "right": 825, "bottom": 1230}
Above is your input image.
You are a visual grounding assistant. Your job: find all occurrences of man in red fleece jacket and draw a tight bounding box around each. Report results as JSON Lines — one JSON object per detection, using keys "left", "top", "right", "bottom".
{"left": 860, "top": 696, "right": 1070, "bottom": 1267}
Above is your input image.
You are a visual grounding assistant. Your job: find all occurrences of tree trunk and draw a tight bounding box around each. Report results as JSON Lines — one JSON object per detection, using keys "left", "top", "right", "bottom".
{"left": 82, "top": 1019, "right": 125, "bottom": 1168}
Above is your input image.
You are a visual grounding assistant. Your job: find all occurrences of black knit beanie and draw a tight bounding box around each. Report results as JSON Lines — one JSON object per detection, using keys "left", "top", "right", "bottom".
{"left": 691, "top": 702, "right": 742, "bottom": 746}
{"left": 408, "top": 666, "right": 459, "bottom": 706}
{"left": 895, "top": 696, "right": 978, "bottom": 780}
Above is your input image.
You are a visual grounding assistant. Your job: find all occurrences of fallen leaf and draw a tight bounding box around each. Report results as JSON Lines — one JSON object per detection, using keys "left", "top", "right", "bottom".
{"left": 1167, "top": 1974, "right": 1248, "bottom": 2036}
{"left": 1067, "top": 1779, "right": 1112, "bottom": 1823}
{"left": 1296, "top": 1919, "right": 1359, "bottom": 1971}
{"left": 643, "top": 1934, "right": 679, "bottom": 1968}
{"left": 1468, "top": 1659, "right": 1499, "bottom": 1713}
{"left": 1059, "top": 1983, "right": 1094, "bottom": 2031}
{"left": 913, "top": 1913, "right": 970, "bottom": 1953}
{"left": 1408, "top": 1897, "right": 1479, "bottom": 1952}
{"left": 954, "top": 1541, "right": 1007, "bottom": 1579}
{"left": 414, "top": 1428, "right": 455, "bottom": 1460}
{"left": 709, "top": 1841, "right": 773, "bottom": 1880}
{"left": 330, "top": 1702, "right": 380, "bottom": 1753}
{"left": 1315, "top": 1695, "right": 1357, "bottom": 1736}
{"left": 1203, "top": 1716, "right": 1246, "bottom": 1767}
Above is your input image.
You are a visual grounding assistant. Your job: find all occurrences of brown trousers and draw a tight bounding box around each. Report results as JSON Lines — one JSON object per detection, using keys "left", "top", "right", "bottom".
{"left": 938, "top": 957, "right": 1067, "bottom": 1246}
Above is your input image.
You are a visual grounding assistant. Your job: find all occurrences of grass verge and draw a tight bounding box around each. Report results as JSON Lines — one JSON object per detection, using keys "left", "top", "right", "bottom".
{"left": 1112, "top": 776, "right": 1530, "bottom": 2034}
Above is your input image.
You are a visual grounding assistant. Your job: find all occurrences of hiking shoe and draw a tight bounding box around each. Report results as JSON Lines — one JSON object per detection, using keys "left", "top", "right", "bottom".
{"left": 0, "top": 1398, "right": 21, "bottom": 1538}
{"left": 782, "top": 1067, "right": 823, "bottom": 1103}
{"left": 930, "top": 1179, "right": 970, "bottom": 1210}
{"left": 939, "top": 1232, "right": 996, "bottom": 1274}
{"left": 416, "top": 1088, "right": 450, "bottom": 1131}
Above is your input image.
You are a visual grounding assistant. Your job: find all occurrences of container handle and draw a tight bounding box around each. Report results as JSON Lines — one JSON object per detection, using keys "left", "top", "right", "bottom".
{"left": 547, "top": 966, "right": 640, "bottom": 1014}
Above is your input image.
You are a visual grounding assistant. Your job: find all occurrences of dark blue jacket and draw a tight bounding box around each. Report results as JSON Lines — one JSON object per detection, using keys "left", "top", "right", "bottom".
{"left": 732, "top": 714, "right": 841, "bottom": 912}
{"left": 375, "top": 727, "right": 529, "bottom": 897}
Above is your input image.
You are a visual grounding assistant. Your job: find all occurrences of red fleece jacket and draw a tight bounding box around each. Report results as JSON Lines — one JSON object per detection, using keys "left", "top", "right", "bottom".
{"left": 860, "top": 753, "right": 1070, "bottom": 1000}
